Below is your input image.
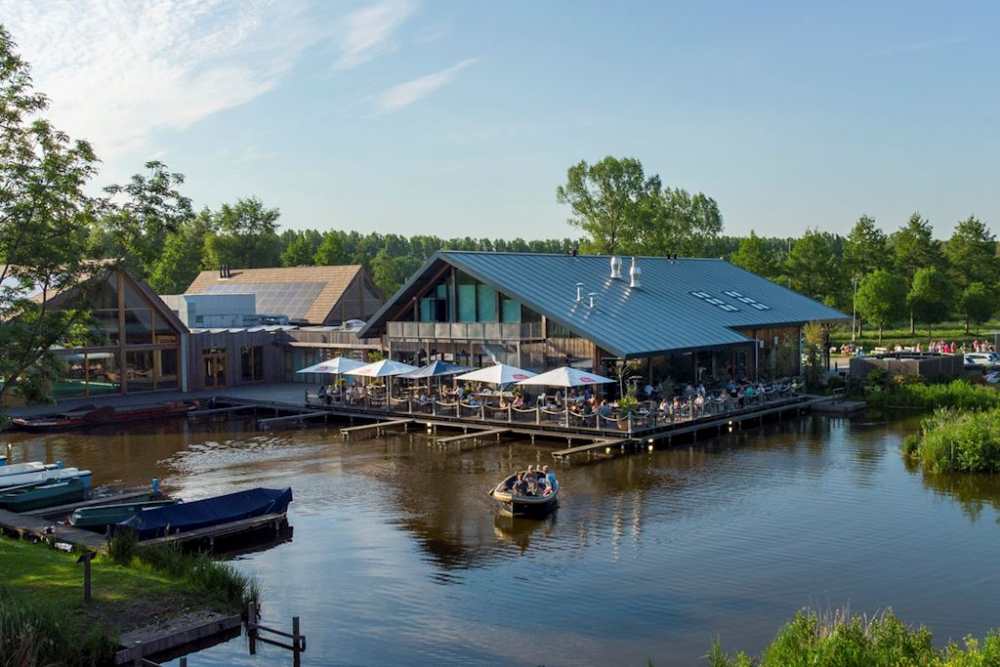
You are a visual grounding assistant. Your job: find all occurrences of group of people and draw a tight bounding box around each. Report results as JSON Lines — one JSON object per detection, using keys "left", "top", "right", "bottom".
{"left": 841, "top": 340, "right": 997, "bottom": 356}
{"left": 506, "top": 465, "right": 558, "bottom": 497}
{"left": 317, "top": 383, "right": 372, "bottom": 406}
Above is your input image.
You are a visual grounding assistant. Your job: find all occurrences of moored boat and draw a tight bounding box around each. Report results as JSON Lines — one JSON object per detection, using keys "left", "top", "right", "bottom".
{"left": 11, "top": 401, "right": 198, "bottom": 432}
{"left": 0, "top": 467, "right": 91, "bottom": 490}
{"left": 71, "top": 498, "right": 180, "bottom": 531}
{"left": 0, "top": 461, "right": 53, "bottom": 477}
{"left": 118, "top": 487, "right": 293, "bottom": 540}
{"left": 0, "top": 477, "right": 87, "bottom": 512}
{"left": 489, "top": 472, "right": 558, "bottom": 517}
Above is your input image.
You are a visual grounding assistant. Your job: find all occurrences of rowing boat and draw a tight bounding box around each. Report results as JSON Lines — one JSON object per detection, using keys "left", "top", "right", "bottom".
{"left": 489, "top": 473, "right": 558, "bottom": 517}
{"left": 0, "top": 477, "right": 87, "bottom": 512}
{"left": 0, "top": 462, "right": 53, "bottom": 478}
{"left": 71, "top": 498, "right": 179, "bottom": 531}
{"left": 0, "top": 467, "right": 91, "bottom": 490}
{"left": 10, "top": 401, "right": 198, "bottom": 432}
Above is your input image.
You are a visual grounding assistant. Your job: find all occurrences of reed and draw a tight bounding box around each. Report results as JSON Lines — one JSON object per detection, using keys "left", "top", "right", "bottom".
{"left": 707, "top": 608, "right": 1000, "bottom": 666}
{"left": 909, "top": 408, "right": 1000, "bottom": 473}
{"left": 0, "top": 587, "right": 115, "bottom": 667}
{"left": 866, "top": 379, "right": 1000, "bottom": 412}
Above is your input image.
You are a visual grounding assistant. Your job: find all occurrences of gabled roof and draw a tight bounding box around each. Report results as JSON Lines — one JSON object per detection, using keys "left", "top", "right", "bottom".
{"left": 361, "top": 251, "right": 847, "bottom": 358}
{"left": 185, "top": 265, "right": 366, "bottom": 323}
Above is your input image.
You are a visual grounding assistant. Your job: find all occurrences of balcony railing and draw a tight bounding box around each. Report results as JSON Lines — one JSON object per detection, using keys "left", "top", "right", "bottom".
{"left": 387, "top": 321, "right": 543, "bottom": 341}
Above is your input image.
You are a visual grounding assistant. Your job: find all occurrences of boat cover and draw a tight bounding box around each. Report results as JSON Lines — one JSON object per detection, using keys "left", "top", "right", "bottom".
{"left": 119, "top": 487, "right": 293, "bottom": 540}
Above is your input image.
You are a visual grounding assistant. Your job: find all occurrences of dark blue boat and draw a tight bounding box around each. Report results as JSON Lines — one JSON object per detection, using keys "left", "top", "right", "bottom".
{"left": 119, "top": 487, "right": 293, "bottom": 540}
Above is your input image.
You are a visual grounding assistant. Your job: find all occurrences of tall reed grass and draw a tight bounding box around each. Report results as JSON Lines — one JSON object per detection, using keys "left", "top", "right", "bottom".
{"left": 0, "top": 587, "right": 114, "bottom": 667}
{"left": 866, "top": 379, "right": 1000, "bottom": 412}
{"left": 908, "top": 408, "right": 1000, "bottom": 473}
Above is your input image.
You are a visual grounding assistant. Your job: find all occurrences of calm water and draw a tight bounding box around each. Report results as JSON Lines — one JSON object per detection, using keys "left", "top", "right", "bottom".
{"left": 7, "top": 414, "right": 1000, "bottom": 666}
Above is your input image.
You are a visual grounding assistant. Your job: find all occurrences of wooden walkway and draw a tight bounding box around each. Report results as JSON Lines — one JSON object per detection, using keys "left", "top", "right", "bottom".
{"left": 115, "top": 611, "right": 242, "bottom": 665}
{"left": 136, "top": 513, "right": 287, "bottom": 550}
{"left": 551, "top": 438, "right": 631, "bottom": 459}
{"left": 340, "top": 418, "right": 413, "bottom": 438}
{"left": 0, "top": 508, "right": 107, "bottom": 550}
{"left": 436, "top": 428, "right": 510, "bottom": 446}
{"left": 257, "top": 411, "right": 331, "bottom": 428}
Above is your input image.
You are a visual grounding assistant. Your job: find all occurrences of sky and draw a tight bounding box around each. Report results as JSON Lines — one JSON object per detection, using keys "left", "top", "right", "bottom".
{"left": 2, "top": 1, "right": 998, "bottom": 240}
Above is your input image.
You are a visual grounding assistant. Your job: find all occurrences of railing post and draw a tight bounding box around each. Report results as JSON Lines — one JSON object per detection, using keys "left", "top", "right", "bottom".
{"left": 432, "top": 400, "right": 436, "bottom": 417}
{"left": 480, "top": 404, "right": 485, "bottom": 421}
{"left": 508, "top": 405, "right": 512, "bottom": 422}
{"left": 247, "top": 602, "right": 258, "bottom": 655}
{"left": 627, "top": 414, "right": 633, "bottom": 435}
{"left": 456, "top": 403, "right": 460, "bottom": 418}
{"left": 292, "top": 616, "right": 302, "bottom": 667}
{"left": 536, "top": 406, "right": 541, "bottom": 425}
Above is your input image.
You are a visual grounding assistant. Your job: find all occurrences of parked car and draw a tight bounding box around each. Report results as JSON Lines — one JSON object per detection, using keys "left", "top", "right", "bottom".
{"left": 342, "top": 319, "right": 367, "bottom": 331}
{"left": 964, "top": 352, "right": 1000, "bottom": 369}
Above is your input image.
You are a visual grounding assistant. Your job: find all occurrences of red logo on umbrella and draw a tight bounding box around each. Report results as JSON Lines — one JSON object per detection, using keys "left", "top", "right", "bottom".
{"left": 512, "top": 374, "right": 529, "bottom": 380}
{"left": 580, "top": 377, "right": 595, "bottom": 383}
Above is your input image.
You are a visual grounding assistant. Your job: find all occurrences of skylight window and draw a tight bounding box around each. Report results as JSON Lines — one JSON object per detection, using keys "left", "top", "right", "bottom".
{"left": 723, "top": 290, "right": 771, "bottom": 311}
{"left": 689, "top": 291, "right": 740, "bottom": 313}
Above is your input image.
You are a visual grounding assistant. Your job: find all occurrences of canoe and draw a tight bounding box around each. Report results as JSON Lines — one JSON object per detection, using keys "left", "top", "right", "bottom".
{"left": 10, "top": 402, "right": 198, "bottom": 432}
{"left": 0, "top": 468, "right": 91, "bottom": 490}
{"left": 119, "top": 487, "right": 293, "bottom": 540}
{"left": 70, "top": 498, "right": 179, "bottom": 531}
{"left": 489, "top": 473, "right": 559, "bottom": 517}
{"left": 0, "top": 477, "right": 87, "bottom": 512}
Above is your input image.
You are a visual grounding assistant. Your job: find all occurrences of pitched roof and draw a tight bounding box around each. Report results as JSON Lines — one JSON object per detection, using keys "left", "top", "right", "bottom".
{"left": 185, "top": 265, "right": 365, "bottom": 323}
{"left": 361, "top": 251, "right": 848, "bottom": 358}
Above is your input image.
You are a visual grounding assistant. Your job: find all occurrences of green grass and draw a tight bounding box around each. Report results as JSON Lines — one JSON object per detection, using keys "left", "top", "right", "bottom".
{"left": 0, "top": 536, "right": 256, "bottom": 666}
{"left": 907, "top": 408, "right": 1000, "bottom": 474}
{"left": 829, "top": 320, "right": 1000, "bottom": 350}
{"left": 708, "top": 609, "right": 1000, "bottom": 667}
{"left": 864, "top": 379, "right": 1000, "bottom": 412}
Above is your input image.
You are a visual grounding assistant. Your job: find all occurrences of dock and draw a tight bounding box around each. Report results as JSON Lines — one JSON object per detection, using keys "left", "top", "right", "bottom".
{"left": 340, "top": 418, "right": 414, "bottom": 439}
{"left": 136, "top": 513, "right": 288, "bottom": 551}
{"left": 551, "top": 438, "right": 631, "bottom": 460}
{"left": 436, "top": 428, "right": 510, "bottom": 447}
{"left": 257, "top": 410, "right": 332, "bottom": 428}
{"left": 0, "top": 507, "right": 106, "bottom": 550}
{"left": 22, "top": 490, "right": 156, "bottom": 518}
{"left": 115, "top": 611, "right": 242, "bottom": 665}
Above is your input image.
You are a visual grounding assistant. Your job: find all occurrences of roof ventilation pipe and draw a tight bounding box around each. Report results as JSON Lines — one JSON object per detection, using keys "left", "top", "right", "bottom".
{"left": 610, "top": 255, "right": 622, "bottom": 279}
{"left": 588, "top": 292, "right": 597, "bottom": 309}
{"left": 629, "top": 257, "right": 641, "bottom": 289}
{"left": 575, "top": 282, "right": 584, "bottom": 302}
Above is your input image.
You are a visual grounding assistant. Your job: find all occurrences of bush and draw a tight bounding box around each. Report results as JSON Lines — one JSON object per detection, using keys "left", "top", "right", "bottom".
{"left": 910, "top": 408, "right": 1000, "bottom": 473}
{"left": 136, "top": 545, "right": 258, "bottom": 609}
{"left": 866, "top": 379, "right": 1000, "bottom": 412}
{"left": 709, "top": 608, "right": 1000, "bottom": 667}
{"left": 108, "top": 529, "right": 138, "bottom": 566}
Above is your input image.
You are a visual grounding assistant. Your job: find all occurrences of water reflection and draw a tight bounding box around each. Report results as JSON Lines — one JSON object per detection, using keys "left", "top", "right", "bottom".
{"left": 6, "top": 414, "right": 1000, "bottom": 666}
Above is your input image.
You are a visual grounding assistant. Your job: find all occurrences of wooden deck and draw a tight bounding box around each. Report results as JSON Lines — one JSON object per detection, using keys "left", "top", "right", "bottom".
{"left": 115, "top": 611, "right": 242, "bottom": 665}
{"left": 136, "top": 513, "right": 288, "bottom": 550}
{"left": 551, "top": 438, "right": 631, "bottom": 459}
{"left": 436, "top": 428, "right": 510, "bottom": 446}
{"left": 340, "top": 418, "right": 414, "bottom": 438}
{"left": 0, "top": 507, "right": 107, "bottom": 550}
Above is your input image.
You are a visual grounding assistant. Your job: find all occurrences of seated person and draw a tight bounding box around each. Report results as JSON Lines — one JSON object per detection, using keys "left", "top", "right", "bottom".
{"left": 512, "top": 394, "right": 525, "bottom": 409}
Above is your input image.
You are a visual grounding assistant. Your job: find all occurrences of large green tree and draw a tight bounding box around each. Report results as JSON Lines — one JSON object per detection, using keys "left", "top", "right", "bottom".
{"left": 0, "top": 26, "right": 102, "bottom": 405}
{"left": 147, "top": 209, "right": 214, "bottom": 293}
{"left": 641, "top": 187, "right": 723, "bottom": 256}
{"left": 854, "top": 269, "right": 907, "bottom": 343}
{"left": 957, "top": 282, "right": 994, "bottom": 334}
{"left": 943, "top": 216, "right": 999, "bottom": 291}
{"left": 202, "top": 197, "right": 281, "bottom": 270}
{"left": 280, "top": 230, "right": 321, "bottom": 267}
{"left": 784, "top": 230, "right": 845, "bottom": 307}
{"left": 729, "top": 231, "right": 779, "bottom": 279}
{"left": 907, "top": 266, "right": 952, "bottom": 337}
{"left": 843, "top": 215, "right": 888, "bottom": 278}
{"left": 890, "top": 213, "right": 943, "bottom": 333}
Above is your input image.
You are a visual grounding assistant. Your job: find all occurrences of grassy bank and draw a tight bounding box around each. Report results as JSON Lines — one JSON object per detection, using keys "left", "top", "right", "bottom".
{"left": 864, "top": 379, "right": 1000, "bottom": 412}
{"left": 830, "top": 320, "right": 1000, "bottom": 349}
{"left": 708, "top": 609, "right": 1000, "bottom": 666}
{"left": 903, "top": 408, "right": 1000, "bottom": 474}
{"left": 0, "top": 536, "right": 256, "bottom": 666}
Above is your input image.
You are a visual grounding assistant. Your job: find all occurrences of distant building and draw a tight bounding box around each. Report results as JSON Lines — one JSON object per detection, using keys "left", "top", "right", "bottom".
{"left": 184, "top": 265, "right": 383, "bottom": 326}
{"left": 361, "top": 251, "right": 848, "bottom": 385}
{"left": 160, "top": 293, "right": 277, "bottom": 329}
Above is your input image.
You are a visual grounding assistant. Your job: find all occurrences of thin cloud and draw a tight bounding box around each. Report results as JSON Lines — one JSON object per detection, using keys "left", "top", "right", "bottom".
{"left": 376, "top": 58, "right": 478, "bottom": 113}
{"left": 336, "top": 0, "right": 416, "bottom": 70}
{"left": 0, "top": 0, "right": 326, "bottom": 159}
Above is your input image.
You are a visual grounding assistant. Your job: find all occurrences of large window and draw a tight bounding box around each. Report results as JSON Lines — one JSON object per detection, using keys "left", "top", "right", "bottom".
{"left": 476, "top": 284, "right": 497, "bottom": 321}
{"left": 241, "top": 346, "right": 264, "bottom": 382}
{"left": 125, "top": 350, "right": 155, "bottom": 392}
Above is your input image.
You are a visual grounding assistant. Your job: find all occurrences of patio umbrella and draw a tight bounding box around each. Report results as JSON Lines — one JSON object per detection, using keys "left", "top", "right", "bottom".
{"left": 398, "top": 360, "right": 471, "bottom": 379}
{"left": 517, "top": 366, "right": 614, "bottom": 425}
{"left": 345, "top": 359, "right": 419, "bottom": 404}
{"left": 454, "top": 363, "right": 536, "bottom": 385}
{"left": 296, "top": 356, "right": 365, "bottom": 375}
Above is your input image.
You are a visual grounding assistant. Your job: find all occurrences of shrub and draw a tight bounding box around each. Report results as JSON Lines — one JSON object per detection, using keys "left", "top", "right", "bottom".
{"left": 108, "top": 529, "right": 138, "bottom": 566}
{"left": 866, "top": 379, "right": 1000, "bottom": 412}
{"left": 137, "top": 545, "right": 258, "bottom": 609}
{"left": 911, "top": 408, "right": 1000, "bottom": 473}
{"left": 709, "top": 608, "right": 1000, "bottom": 667}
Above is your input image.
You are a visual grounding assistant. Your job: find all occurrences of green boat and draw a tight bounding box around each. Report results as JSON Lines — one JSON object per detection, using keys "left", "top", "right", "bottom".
{"left": 0, "top": 478, "right": 86, "bottom": 512}
{"left": 70, "top": 498, "right": 178, "bottom": 531}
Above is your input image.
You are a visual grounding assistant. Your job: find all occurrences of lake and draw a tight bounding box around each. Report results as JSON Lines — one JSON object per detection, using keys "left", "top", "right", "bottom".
{"left": 7, "top": 413, "right": 1000, "bottom": 666}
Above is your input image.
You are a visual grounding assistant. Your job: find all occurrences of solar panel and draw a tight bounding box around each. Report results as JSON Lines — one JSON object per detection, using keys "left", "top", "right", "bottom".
{"left": 203, "top": 282, "right": 326, "bottom": 320}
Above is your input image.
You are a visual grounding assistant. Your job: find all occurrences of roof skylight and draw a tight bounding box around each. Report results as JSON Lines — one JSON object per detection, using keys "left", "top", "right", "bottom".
{"left": 723, "top": 290, "right": 771, "bottom": 311}
{"left": 689, "top": 291, "right": 740, "bottom": 313}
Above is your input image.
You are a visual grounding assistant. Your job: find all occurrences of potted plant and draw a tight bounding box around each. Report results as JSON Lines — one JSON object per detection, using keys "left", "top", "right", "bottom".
{"left": 617, "top": 393, "right": 639, "bottom": 431}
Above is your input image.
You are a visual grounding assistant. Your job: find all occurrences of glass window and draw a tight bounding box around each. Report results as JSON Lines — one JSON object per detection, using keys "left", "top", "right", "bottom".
{"left": 154, "top": 312, "right": 179, "bottom": 345}
{"left": 157, "top": 348, "right": 179, "bottom": 390}
{"left": 54, "top": 352, "right": 89, "bottom": 399}
{"left": 124, "top": 308, "right": 154, "bottom": 345}
{"left": 501, "top": 297, "right": 521, "bottom": 323}
{"left": 476, "top": 284, "right": 497, "bottom": 321}
{"left": 125, "top": 350, "right": 155, "bottom": 392}
{"left": 86, "top": 351, "right": 121, "bottom": 396}
{"left": 457, "top": 284, "right": 477, "bottom": 322}
{"left": 88, "top": 309, "right": 120, "bottom": 346}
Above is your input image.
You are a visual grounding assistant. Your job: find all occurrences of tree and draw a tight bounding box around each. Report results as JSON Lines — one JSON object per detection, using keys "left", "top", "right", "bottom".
{"left": 854, "top": 269, "right": 907, "bottom": 343}
{"left": 147, "top": 209, "right": 214, "bottom": 293}
{"left": 843, "top": 215, "right": 888, "bottom": 278}
{"left": 907, "top": 267, "right": 952, "bottom": 337}
{"left": 94, "top": 161, "right": 193, "bottom": 278}
{"left": 729, "top": 231, "right": 779, "bottom": 279}
{"left": 314, "top": 231, "right": 349, "bottom": 266}
{"left": 641, "top": 188, "right": 723, "bottom": 257}
{"left": 556, "top": 156, "right": 661, "bottom": 255}
{"left": 281, "top": 231, "right": 319, "bottom": 267}
{"left": 783, "top": 230, "right": 845, "bottom": 307}
{"left": 890, "top": 213, "right": 942, "bottom": 333}
{"left": 202, "top": 197, "right": 281, "bottom": 269}
{"left": 957, "top": 282, "right": 994, "bottom": 334}
{"left": 943, "top": 216, "right": 999, "bottom": 291}
{"left": 0, "top": 26, "right": 102, "bottom": 405}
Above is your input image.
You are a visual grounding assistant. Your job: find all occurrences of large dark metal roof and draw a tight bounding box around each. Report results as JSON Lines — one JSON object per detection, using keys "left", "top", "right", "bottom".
{"left": 361, "top": 251, "right": 847, "bottom": 358}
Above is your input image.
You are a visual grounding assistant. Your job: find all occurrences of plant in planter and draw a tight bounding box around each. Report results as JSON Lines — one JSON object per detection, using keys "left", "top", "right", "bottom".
{"left": 617, "top": 393, "right": 639, "bottom": 430}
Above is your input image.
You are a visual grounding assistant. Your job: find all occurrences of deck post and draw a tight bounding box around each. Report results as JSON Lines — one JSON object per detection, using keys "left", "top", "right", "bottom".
{"left": 292, "top": 616, "right": 302, "bottom": 667}
{"left": 432, "top": 401, "right": 436, "bottom": 417}
{"left": 508, "top": 406, "right": 512, "bottom": 422}
{"left": 480, "top": 404, "right": 485, "bottom": 421}
{"left": 536, "top": 407, "right": 540, "bottom": 425}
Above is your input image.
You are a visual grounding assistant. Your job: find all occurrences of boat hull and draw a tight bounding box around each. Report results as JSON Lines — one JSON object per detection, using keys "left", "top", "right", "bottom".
{"left": 71, "top": 498, "right": 178, "bottom": 530}
{"left": 119, "top": 487, "right": 293, "bottom": 540}
{"left": 11, "top": 402, "right": 197, "bottom": 432}
{"left": 0, "top": 478, "right": 87, "bottom": 512}
{"left": 490, "top": 489, "right": 558, "bottom": 517}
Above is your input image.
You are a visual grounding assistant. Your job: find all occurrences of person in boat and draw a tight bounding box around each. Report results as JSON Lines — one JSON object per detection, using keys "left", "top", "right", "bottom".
{"left": 513, "top": 472, "right": 529, "bottom": 496}
{"left": 543, "top": 465, "right": 558, "bottom": 491}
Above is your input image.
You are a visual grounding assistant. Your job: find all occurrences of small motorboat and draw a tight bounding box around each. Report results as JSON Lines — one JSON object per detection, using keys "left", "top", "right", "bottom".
{"left": 0, "top": 467, "right": 91, "bottom": 490}
{"left": 489, "top": 472, "right": 558, "bottom": 518}
{"left": 0, "top": 461, "right": 54, "bottom": 478}
{"left": 119, "top": 487, "right": 293, "bottom": 540}
{"left": 11, "top": 401, "right": 198, "bottom": 432}
{"left": 0, "top": 477, "right": 87, "bottom": 512}
{"left": 71, "top": 498, "right": 180, "bottom": 531}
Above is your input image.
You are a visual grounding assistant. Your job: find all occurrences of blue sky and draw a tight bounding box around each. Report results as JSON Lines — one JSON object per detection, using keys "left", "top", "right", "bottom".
{"left": 4, "top": 1, "right": 997, "bottom": 240}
